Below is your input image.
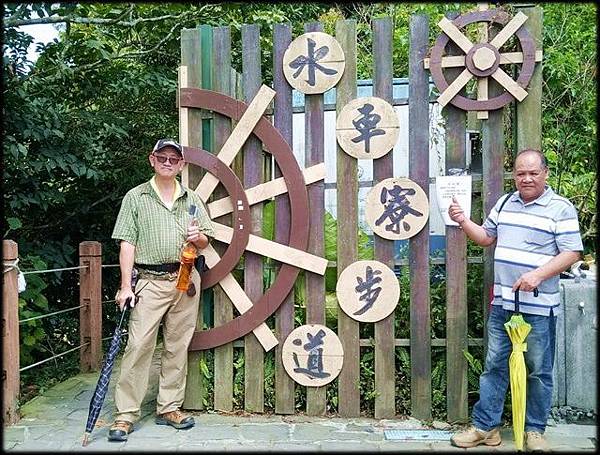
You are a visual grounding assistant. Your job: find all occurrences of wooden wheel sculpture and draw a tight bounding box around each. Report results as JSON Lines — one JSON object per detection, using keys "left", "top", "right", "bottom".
{"left": 425, "top": 9, "right": 543, "bottom": 117}
{"left": 178, "top": 84, "right": 328, "bottom": 352}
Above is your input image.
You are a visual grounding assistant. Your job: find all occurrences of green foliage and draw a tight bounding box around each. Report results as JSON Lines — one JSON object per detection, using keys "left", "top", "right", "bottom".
{"left": 18, "top": 256, "right": 49, "bottom": 366}
{"left": 540, "top": 4, "right": 597, "bottom": 251}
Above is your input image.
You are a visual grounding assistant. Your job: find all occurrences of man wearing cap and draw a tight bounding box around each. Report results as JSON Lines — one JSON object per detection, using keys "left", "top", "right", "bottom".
{"left": 108, "top": 139, "right": 214, "bottom": 441}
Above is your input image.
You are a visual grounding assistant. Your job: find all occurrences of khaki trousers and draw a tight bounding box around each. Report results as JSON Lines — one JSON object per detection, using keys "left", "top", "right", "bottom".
{"left": 114, "top": 269, "right": 200, "bottom": 422}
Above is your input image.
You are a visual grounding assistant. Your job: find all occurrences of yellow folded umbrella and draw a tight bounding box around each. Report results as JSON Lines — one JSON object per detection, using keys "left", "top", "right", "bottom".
{"left": 504, "top": 288, "right": 532, "bottom": 451}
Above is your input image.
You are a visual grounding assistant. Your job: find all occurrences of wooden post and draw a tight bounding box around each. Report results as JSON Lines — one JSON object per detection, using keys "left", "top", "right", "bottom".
{"left": 372, "top": 17, "right": 396, "bottom": 419}
{"left": 242, "top": 23, "right": 265, "bottom": 413}
{"left": 212, "top": 25, "right": 235, "bottom": 412}
{"left": 79, "top": 241, "right": 102, "bottom": 373}
{"left": 515, "top": 6, "right": 542, "bottom": 152}
{"left": 273, "top": 22, "right": 296, "bottom": 415}
{"left": 336, "top": 18, "right": 360, "bottom": 418}
{"left": 3, "top": 240, "right": 20, "bottom": 425}
{"left": 408, "top": 14, "right": 432, "bottom": 420}
{"left": 481, "top": 20, "right": 506, "bottom": 354}
{"left": 181, "top": 25, "right": 207, "bottom": 411}
{"left": 444, "top": 11, "right": 469, "bottom": 422}
{"left": 304, "top": 20, "right": 327, "bottom": 417}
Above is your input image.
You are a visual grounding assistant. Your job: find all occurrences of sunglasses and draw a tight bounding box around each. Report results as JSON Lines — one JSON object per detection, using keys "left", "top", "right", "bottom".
{"left": 153, "top": 153, "right": 182, "bottom": 165}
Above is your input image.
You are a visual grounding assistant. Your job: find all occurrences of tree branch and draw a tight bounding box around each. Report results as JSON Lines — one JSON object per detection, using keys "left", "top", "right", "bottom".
{"left": 581, "top": 212, "right": 596, "bottom": 241}
{"left": 5, "top": 10, "right": 192, "bottom": 28}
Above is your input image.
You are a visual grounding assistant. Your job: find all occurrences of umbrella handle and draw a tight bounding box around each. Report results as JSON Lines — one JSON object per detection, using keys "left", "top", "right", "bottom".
{"left": 117, "top": 297, "right": 132, "bottom": 327}
{"left": 514, "top": 287, "right": 539, "bottom": 313}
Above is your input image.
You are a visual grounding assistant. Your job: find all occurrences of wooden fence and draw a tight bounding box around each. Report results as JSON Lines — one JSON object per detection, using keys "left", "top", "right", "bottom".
{"left": 3, "top": 240, "right": 104, "bottom": 425}
{"left": 178, "top": 6, "right": 542, "bottom": 421}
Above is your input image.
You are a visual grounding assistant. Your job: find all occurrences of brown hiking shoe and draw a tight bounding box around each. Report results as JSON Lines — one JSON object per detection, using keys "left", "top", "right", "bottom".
{"left": 107, "top": 420, "right": 133, "bottom": 442}
{"left": 451, "top": 426, "right": 501, "bottom": 448}
{"left": 526, "top": 431, "right": 549, "bottom": 452}
{"left": 155, "top": 409, "right": 195, "bottom": 429}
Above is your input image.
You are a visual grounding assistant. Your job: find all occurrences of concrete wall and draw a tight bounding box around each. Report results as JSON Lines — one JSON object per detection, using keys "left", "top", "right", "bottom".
{"left": 553, "top": 278, "right": 597, "bottom": 410}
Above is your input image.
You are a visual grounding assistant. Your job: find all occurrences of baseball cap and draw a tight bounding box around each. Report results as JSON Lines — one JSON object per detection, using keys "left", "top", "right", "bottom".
{"left": 153, "top": 138, "right": 183, "bottom": 155}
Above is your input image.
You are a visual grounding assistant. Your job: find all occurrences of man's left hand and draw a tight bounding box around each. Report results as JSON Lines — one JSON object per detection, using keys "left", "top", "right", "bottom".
{"left": 513, "top": 271, "right": 543, "bottom": 293}
{"left": 186, "top": 224, "right": 201, "bottom": 244}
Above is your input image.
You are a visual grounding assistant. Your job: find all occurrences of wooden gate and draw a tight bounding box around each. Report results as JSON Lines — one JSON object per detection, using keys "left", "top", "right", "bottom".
{"left": 178, "top": 5, "right": 543, "bottom": 420}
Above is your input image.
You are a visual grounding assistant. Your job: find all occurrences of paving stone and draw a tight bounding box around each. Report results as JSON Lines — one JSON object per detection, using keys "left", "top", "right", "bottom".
{"left": 319, "top": 440, "right": 381, "bottom": 451}
{"left": 346, "top": 423, "right": 377, "bottom": 432}
{"left": 268, "top": 442, "right": 321, "bottom": 452}
{"left": 2, "top": 426, "right": 28, "bottom": 440}
{"left": 291, "top": 422, "right": 339, "bottom": 441}
{"left": 380, "top": 441, "right": 433, "bottom": 452}
{"left": 237, "top": 423, "right": 290, "bottom": 441}
{"left": 200, "top": 441, "right": 262, "bottom": 451}
{"left": 333, "top": 429, "right": 384, "bottom": 441}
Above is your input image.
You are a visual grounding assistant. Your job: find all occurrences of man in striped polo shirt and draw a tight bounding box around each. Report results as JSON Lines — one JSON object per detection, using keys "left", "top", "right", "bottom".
{"left": 108, "top": 139, "right": 214, "bottom": 442}
{"left": 447, "top": 149, "right": 582, "bottom": 452}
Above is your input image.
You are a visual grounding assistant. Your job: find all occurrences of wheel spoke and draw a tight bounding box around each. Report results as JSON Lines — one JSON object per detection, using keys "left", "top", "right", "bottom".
{"left": 203, "top": 245, "right": 279, "bottom": 351}
{"left": 437, "top": 68, "right": 473, "bottom": 107}
{"left": 499, "top": 50, "right": 543, "bottom": 65}
{"left": 212, "top": 223, "right": 329, "bottom": 275}
{"left": 194, "top": 85, "right": 276, "bottom": 200}
{"left": 476, "top": 78, "right": 489, "bottom": 119}
{"left": 438, "top": 16, "right": 474, "bottom": 54}
{"left": 207, "top": 164, "right": 325, "bottom": 219}
{"left": 490, "top": 67, "right": 528, "bottom": 101}
{"left": 489, "top": 11, "right": 528, "bottom": 50}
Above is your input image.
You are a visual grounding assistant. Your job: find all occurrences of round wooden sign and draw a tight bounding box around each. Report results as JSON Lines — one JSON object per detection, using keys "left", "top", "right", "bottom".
{"left": 365, "top": 177, "right": 429, "bottom": 240}
{"left": 282, "top": 32, "right": 345, "bottom": 95}
{"left": 336, "top": 260, "right": 400, "bottom": 323}
{"left": 282, "top": 324, "right": 343, "bottom": 387}
{"left": 336, "top": 97, "right": 399, "bottom": 159}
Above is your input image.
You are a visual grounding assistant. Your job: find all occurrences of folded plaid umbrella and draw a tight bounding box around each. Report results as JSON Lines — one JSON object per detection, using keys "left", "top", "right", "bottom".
{"left": 82, "top": 281, "right": 146, "bottom": 446}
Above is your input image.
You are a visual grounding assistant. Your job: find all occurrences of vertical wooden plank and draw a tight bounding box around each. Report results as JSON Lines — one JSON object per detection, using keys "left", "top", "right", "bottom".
{"left": 481, "top": 23, "right": 505, "bottom": 352}
{"left": 408, "top": 14, "right": 432, "bottom": 420}
{"left": 200, "top": 25, "right": 216, "bottom": 330}
{"left": 372, "top": 17, "right": 396, "bottom": 419}
{"left": 336, "top": 18, "right": 360, "bottom": 418}
{"left": 201, "top": 25, "right": 214, "bottom": 155}
{"left": 242, "top": 23, "right": 265, "bottom": 413}
{"left": 515, "top": 6, "right": 542, "bottom": 151}
{"left": 304, "top": 21, "right": 327, "bottom": 416}
{"left": 180, "top": 27, "right": 204, "bottom": 189}
{"left": 3, "top": 240, "right": 20, "bottom": 424}
{"left": 273, "top": 22, "right": 295, "bottom": 415}
{"left": 212, "top": 25, "right": 234, "bottom": 412}
{"left": 79, "top": 241, "right": 102, "bottom": 373}
{"left": 443, "top": 12, "right": 469, "bottom": 423}
{"left": 181, "top": 26, "right": 207, "bottom": 411}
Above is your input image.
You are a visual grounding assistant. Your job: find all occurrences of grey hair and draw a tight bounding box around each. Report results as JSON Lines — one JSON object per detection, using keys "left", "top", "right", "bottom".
{"left": 515, "top": 149, "right": 548, "bottom": 169}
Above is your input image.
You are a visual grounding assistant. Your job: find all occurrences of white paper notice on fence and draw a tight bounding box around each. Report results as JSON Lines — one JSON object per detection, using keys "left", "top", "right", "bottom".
{"left": 435, "top": 175, "right": 472, "bottom": 226}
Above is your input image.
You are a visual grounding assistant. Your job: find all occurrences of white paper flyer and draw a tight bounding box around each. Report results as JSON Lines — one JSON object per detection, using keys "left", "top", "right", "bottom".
{"left": 435, "top": 175, "right": 472, "bottom": 226}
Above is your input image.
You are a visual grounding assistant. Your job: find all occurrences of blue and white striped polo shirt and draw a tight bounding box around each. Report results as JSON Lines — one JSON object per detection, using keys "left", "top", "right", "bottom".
{"left": 482, "top": 186, "right": 583, "bottom": 316}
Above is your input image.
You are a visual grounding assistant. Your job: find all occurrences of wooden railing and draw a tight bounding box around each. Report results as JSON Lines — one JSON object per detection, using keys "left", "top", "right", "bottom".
{"left": 2, "top": 240, "right": 104, "bottom": 425}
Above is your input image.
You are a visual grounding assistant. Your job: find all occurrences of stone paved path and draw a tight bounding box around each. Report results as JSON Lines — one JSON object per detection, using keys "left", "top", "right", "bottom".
{"left": 3, "top": 350, "right": 597, "bottom": 452}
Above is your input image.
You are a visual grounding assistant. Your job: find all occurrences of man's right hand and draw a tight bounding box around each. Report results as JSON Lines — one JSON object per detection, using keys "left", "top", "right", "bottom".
{"left": 116, "top": 287, "right": 136, "bottom": 311}
{"left": 448, "top": 196, "right": 467, "bottom": 225}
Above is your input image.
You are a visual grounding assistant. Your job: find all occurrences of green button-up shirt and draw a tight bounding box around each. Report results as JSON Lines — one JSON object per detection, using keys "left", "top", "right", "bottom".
{"left": 111, "top": 179, "right": 214, "bottom": 264}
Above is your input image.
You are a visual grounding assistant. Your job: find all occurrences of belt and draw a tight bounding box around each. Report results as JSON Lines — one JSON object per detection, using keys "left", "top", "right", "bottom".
{"left": 135, "top": 262, "right": 180, "bottom": 274}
